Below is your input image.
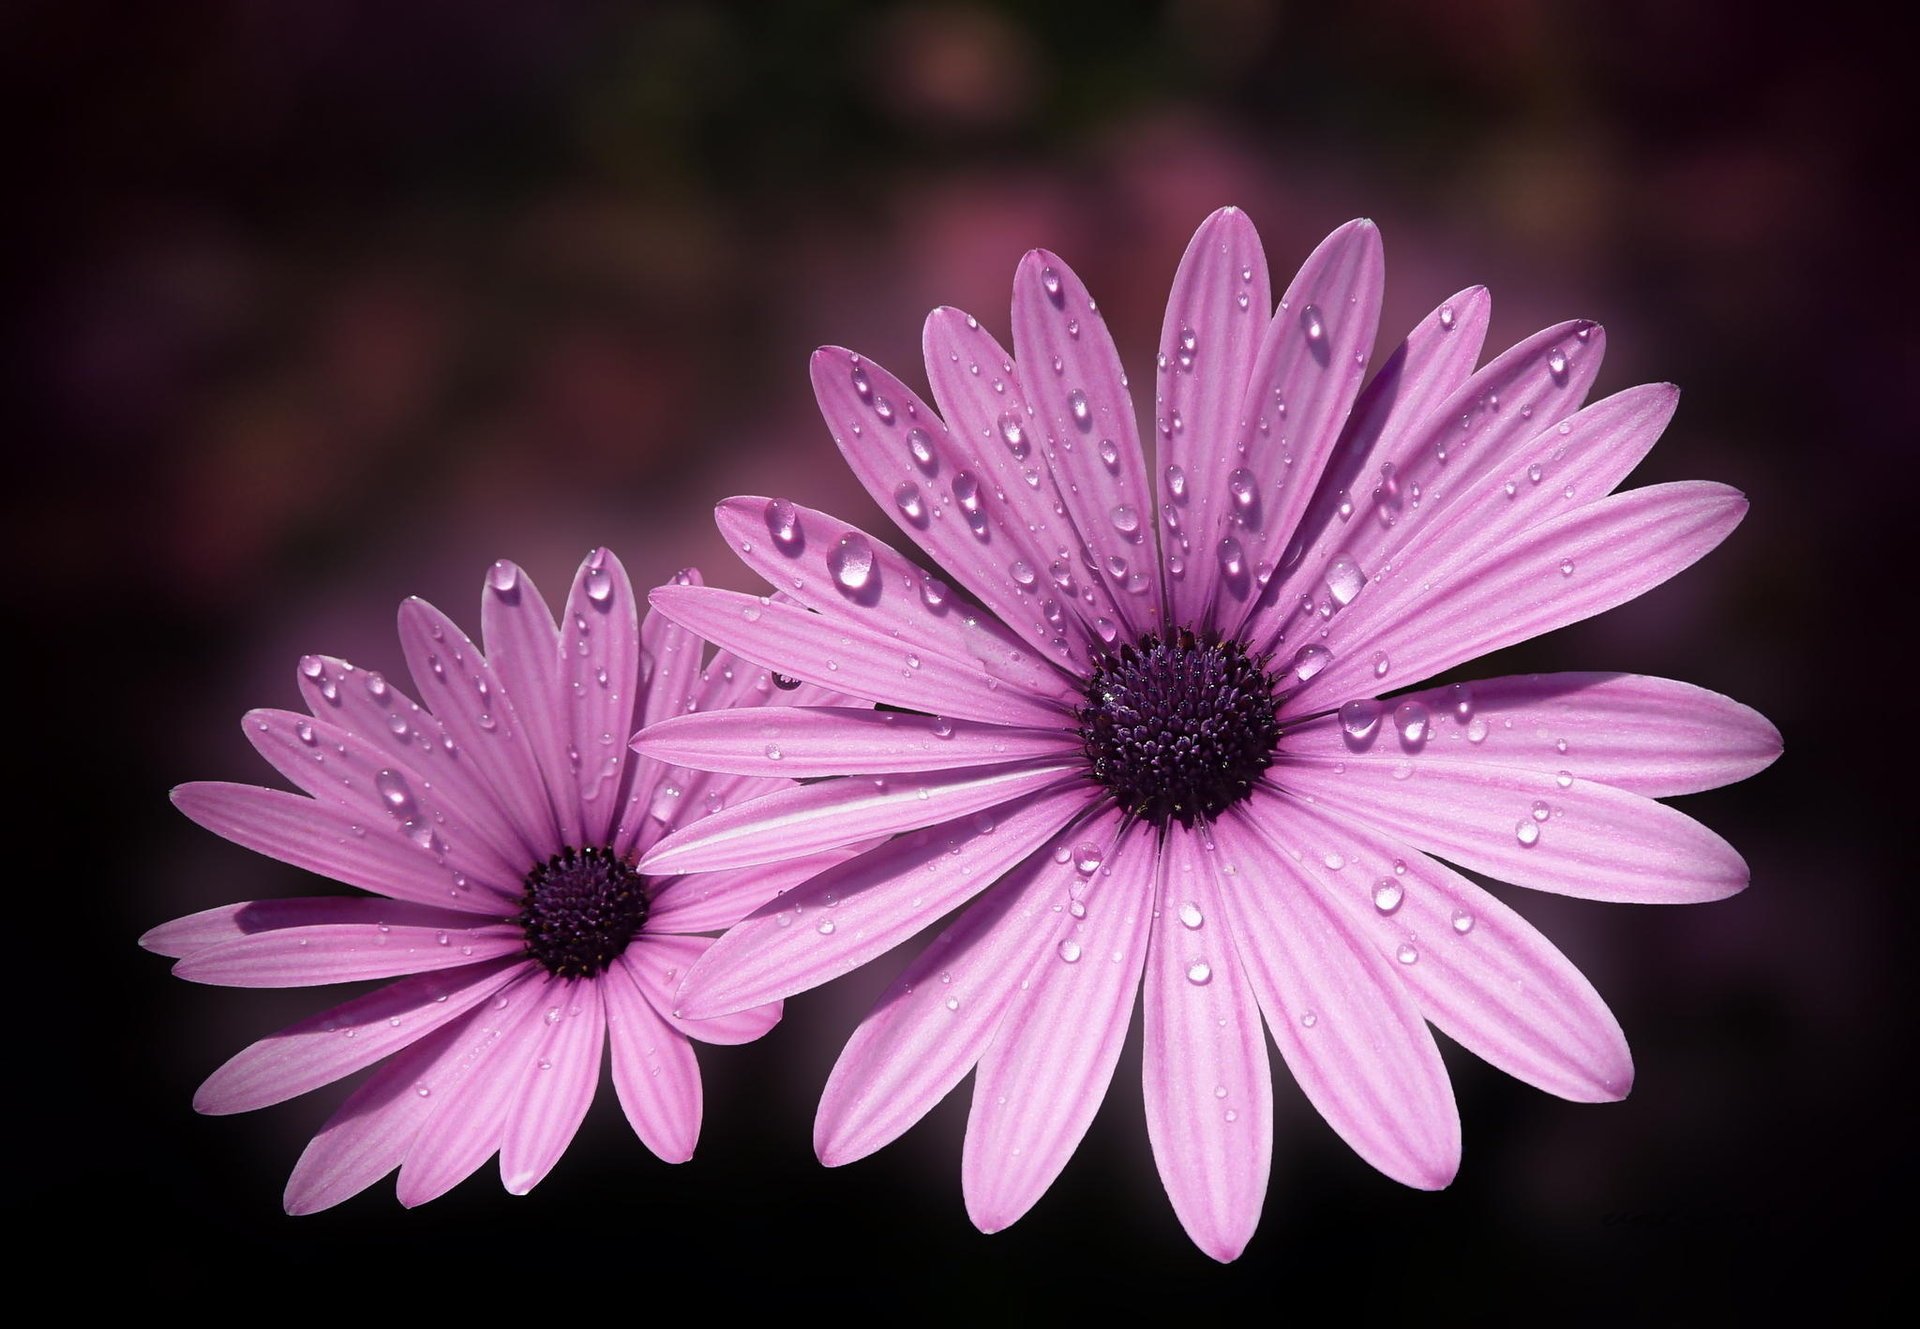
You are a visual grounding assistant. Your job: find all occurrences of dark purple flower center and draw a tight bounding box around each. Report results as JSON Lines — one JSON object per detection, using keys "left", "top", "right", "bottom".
{"left": 518, "top": 847, "right": 649, "bottom": 978}
{"left": 1078, "top": 629, "right": 1282, "bottom": 828}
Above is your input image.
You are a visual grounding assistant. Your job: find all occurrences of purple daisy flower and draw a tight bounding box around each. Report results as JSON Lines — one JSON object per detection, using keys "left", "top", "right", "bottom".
{"left": 143, "top": 549, "right": 850, "bottom": 1212}
{"left": 632, "top": 208, "right": 1781, "bottom": 1260}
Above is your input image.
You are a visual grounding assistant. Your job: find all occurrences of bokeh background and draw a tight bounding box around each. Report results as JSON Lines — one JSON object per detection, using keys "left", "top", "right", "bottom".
{"left": 15, "top": 0, "right": 1902, "bottom": 1309}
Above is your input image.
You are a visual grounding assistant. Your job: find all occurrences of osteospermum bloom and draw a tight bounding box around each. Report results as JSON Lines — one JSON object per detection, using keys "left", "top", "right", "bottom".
{"left": 633, "top": 209, "right": 1781, "bottom": 1260}
{"left": 143, "top": 549, "right": 849, "bottom": 1211}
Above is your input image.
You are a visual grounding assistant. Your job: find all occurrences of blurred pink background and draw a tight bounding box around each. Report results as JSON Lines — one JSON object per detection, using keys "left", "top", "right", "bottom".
{"left": 13, "top": 0, "right": 1899, "bottom": 1308}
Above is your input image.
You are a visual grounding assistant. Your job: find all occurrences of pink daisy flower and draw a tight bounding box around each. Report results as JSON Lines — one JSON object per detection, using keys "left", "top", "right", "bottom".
{"left": 633, "top": 208, "right": 1781, "bottom": 1260}
{"left": 142, "top": 549, "right": 849, "bottom": 1212}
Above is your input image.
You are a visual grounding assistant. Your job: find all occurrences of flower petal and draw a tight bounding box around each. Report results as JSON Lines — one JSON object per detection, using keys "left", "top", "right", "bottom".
{"left": 194, "top": 956, "right": 525, "bottom": 1115}
{"left": 603, "top": 957, "right": 701, "bottom": 1163}
{"left": 1010, "top": 249, "right": 1158, "bottom": 640}
{"left": 712, "top": 495, "right": 1077, "bottom": 707}
{"left": 645, "top": 848, "right": 867, "bottom": 935}
{"left": 499, "top": 979, "right": 605, "bottom": 1194}
{"left": 1142, "top": 826, "right": 1272, "bottom": 1262}
{"left": 283, "top": 1004, "right": 491, "bottom": 1214}
{"left": 1211, "top": 802, "right": 1461, "bottom": 1189}
{"left": 396, "top": 976, "right": 551, "bottom": 1205}
{"left": 241, "top": 708, "right": 524, "bottom": 899}
{"left": 1274, "top": 745, "right": 1748, "bottom": 904}
{"left": 810, "top": 344, "right": 1093, "bottom": 669}
{"left": 1156, "top": 206, "right": 1270, "bottom": 626}
{"left": 481, "top": 559, "right": 582, "bottom": 848}
{"left": 172, "top": 782, "right": 514, "bottom": 912}
{"left": 397, "top": 594, "right": 559, "bottom": 859}
{"left": 173, "top": 920, "right": 525, "bottom": 988}
{"left": 620, "top": 936, "right": 782, "bottom": 1045}
{"left": 678, "top": 783, "right": 1091, "bottom": 1018}
{"left": 814, "top": 821, "right": 1094, "bottom": 1166}
{"left": 141, "top": 896, "right": 482, "bottom": 960}
{"left": 1305, "top": 481, "right": 1748, "bottom": 704}
{"left": 646, "top": 582, "right": 1071, "bottom": 727}
{"left": 635, "top": 705, "right": 1077, "bottom": 778}
{"left": 560, "top": 549, "right": 642, "bottom": 847}
{"left": 638, "top": 567, "right": 706, "bottom": 728}
{"left": 1283, "top": 671, "right": 1782, "bottom": 798}
{"left": 1261, "top": 286, "right": 1491, "bottom": 621}
{"left": 641, "top": 760, "right": 1080, "bottom": 875}
{"left": 1213, "top": 219, "right": 1384, "bottom": 637}
{"left": 1266, "top": 794, "right": 1632, "bottom": 1102}
{"left": 963, "top": 818, "right": 1154, "bottom": 1233}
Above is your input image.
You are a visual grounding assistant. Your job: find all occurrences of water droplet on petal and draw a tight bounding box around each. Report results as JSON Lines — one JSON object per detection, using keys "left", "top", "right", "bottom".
{"left": 1186, "top": 962, "right": 1212, "bottom": 985}
{"left": 1451, "top": 909, "right": 1475, "bottom": 935}
{"left": 488, "top": 561, "right": 519, "bottom": 594}
{"left": 1396, "top": 943, "right": 1419, "bottom": 965}
{"left": 1301, "top": 304, "right": 1325, "bottom": 341}
{"left": 1059, "top": 939, "right": 1083, "bottom": 963}
{"left": 1110, "top": 504, "right": 1140, "bottom": 534}
{"left": 764, "top": 498, "right": 800, "bottom": 549}
{"left": 1395, "top": 701, "right": 1430, "bottom": 743}
{"left": 1324, "top": 552, "right": 1365, "bottom": 606}
{"left": 893, "top": 481, "right": 925, "bottom": 521}
{"left": 1074, "top": 843, "right": 1103, "bottom": 874}
{"left": 1068, "top": 388, "right": 1090, "bottom": 426}
{"left": 1515, "top": 820, "right": 1541, "bottom": 846}
{"left": 1340, "top": 698, "right": 1382, "bottom": 738}
{"left": 907, "top": 428, "right": 936, "bottom": 472}
{"left": 1178, "top": 902, "right": 1203, "bottom": 929}
{"left": 1439, "top": 304, "right": 1456, "bottom": 330}
{"left": 828, "top": 534, "right": 875, "bottom": 591}
{"left": 1164, "top": 464, "right": 1186, "bottom": 499}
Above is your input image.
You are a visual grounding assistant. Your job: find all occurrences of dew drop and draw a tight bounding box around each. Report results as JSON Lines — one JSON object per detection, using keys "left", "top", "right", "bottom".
{"left": 1466, "top": 717, "right": 1489, "bottom": 743}
{"left": 1073, "top": 843, "right": 1103, "bottom": 874}
{"left": 1300, "top": 1012, "right": 1318, "bottom": 1029}
{"left": 1395, "top": 701, "right": 1430, "bottom": 744}
{"left": 1300, "top": 303, "right": 1325, "bottom": 341}
{"left": 1110, "top": 504, "right": 1140, "bottom": 534}
{"left": 1324, "top": 552, "right": 1365, "bottom": 606}
{"left": 1556, "top": 769, "right": 1574, "bottom": 788}
{"left": 1186, "top": 962, "right": 1212, "bottom": 985}
{"left": 828, "top": 534, "right": 875, "bottom": 591}
{"left": 998, "top": 412, "right": 1029, "bottom": 460}
{"left": 1164, "top": 464, "right": 1186, "bottom": 499}
{"left": 1451, "top": 910, "right": 1475, "bottom": 935}
{"left": 1559, "top": 558, "right": 1576, "bottom": 576}
{"left": 1059, "top": 940, "right": 1083, "bottom": 963}
{"left": 1340, "top": 698, "right": 1382, "bottom": 738}
{"left": 1548, "top": 348, "right": 1569, "bottom": 381}
{"left": 1178, "top": 901, "right": 1203, "bottom": 929}
{"left": 1372, "top": 650, "right": 1391, "bottom": 679}
{"left": 585, "top": 565, "right": 613, "bottom": 604}
{"left": 1291, "top": 643, "right": 1332, "bottom": 682}
{"left": 1439, "top": 304, "right": 1456, "bottom": 330}
{"left": 1227, "top": 467, "right": 1257, "bottom": 510}
{"left": 763, "top": 498, "right": 800, "bottom": 549}
{"left": 1516, "top": 820, "right": 1541, "bottom": 846}
{"left": 907, "top": 428, "right": 936, "bottom": 472}
{"left": 1396, "top": 943, "right": 1419, "bottom": 965}
{"left": 488, "top": 561, "right": 519, "bottom": 594}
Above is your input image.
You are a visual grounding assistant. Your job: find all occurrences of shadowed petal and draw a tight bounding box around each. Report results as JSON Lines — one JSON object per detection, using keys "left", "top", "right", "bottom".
{"left": 560, "top": 549, "right": 642, "bottom": 847}
{"left": 1264, "top": 793, "right": 1632, "bottom": 1101}
{"left": 647, "top": 583, "right": 1071, "bottom": 727}
{"left": 172, "top": 782, "right": 516, "bottom": 912}
{"left": 1283, "top": 671, "right": 1782, "bottom": 798}
{"left": 635, "top": 705, "right": 1077, "bottom": 777}
{"left": 641, "top": 759, "right": 1079, "bottom": 875}
{"left": 620, "top": 936, "right": 781, "bottom": 1045}
{"left": 679, "top": 783, "right": 1091, "bottom": 1018}
{"left": 815, "top": 811, "right": 1107, "bottom": 1166}
{"left": 604, "top": 958, "right": 701, "bottom": 1162}
{"left": 193, "top": 957, "right": 525, "bottom": 1115}
{"left": 646, "top": 847, "right": 866, "bottom": 935}
{"left": 1211, "top": 805, "right": 1461, "bottom": 1189}
{"left": 141, "top": 896, "right": 482, "bottom": 960}
{"left": 174, "top": 920, "right": 524, "bottom": 987}
{"left": 481, "top": 559, "right": 581, "bottom": 848}
{"left": 1143, "top": 827, "right": 1272, "bottom": 1262}
{"left": 963, "top": 818, "right": 1154, "bottom": 1234}
{"left": 499, "top": 979, "right": 605, "bottom": 1194}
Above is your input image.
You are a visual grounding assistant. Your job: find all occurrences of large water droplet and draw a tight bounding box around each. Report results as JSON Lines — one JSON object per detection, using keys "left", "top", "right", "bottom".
{"left": 1451, "top": 909, "right": 1475, "bottom": 935}
{"left": 1324, "top": 552, "right": 1365, "bottom": 607}
{"left": 1059, "top": 939, "right": 1083, "bottom": 963}
{"left": 488, "top": 561, "right": 519, "bottom": 594}
{"left": 828, "top": 534, "right": 875, "bottom": 592}
{"left": 1186, "top": 962, "right": 1212, "bottom": 985}
{"left": 1340, "top": 698, "right": 1382, "bottom": 738}
{"left": 1372, "top": 879, "right": 1404, "bottom": 913}
{"left": 998, "top": 412, "right": 1029, "bottom": 459}
{"left": 1291, "top": 643, "right": 1332, "bottom": 682}
{"left": 1395, "top": 701, "right": 1430, "bottom": 744}
{"left": 1178, "top": 901, "right": 1203, "bottom": 929}
{"left": 1515, "top": 820, "right": 1540, "bottom": 846}
{"left": 374, "top": 769, "right": 417, "bottom": 818}
{"left": 1074, "top": 843, "right": 1103, "bottom": 874}
{"left": 1217, "top": 536, "right": 1245, "bottom": 577}
{"left": 1165, "top": 464, "right": 1186, "bottom": 499}
{"left": 1301, "top": 304, "right": 1325, "bottom": 341}
{"left": 907, "top": 428, "right": 936, "bottom": 472}
{"left": 585, "top": 565, "right": 613, "bottom": 604}
{"left": 1110, "top": 504, "right": 1140, "bottom": 534}
{"left": 764, "top": 498, "right": 800, "bottom": 549}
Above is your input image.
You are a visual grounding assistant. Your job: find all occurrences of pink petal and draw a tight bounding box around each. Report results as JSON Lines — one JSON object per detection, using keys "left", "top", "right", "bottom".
{"left": 283, "top": 1005, "right": 490, "bottom": 1214}
{"left": 809, "top": 344, "right": 1090, "bottom": 670}
{"left": 1009, "top": 249, "right": 1159, "bottom": 640}
{"left": 603, "top": 957, "right": 701, "bottom": 1163}
{"left": 1267, "top": 793, "right": 1632, "bottom": 1101}
{"left": 646, "top": 847, "right": 866, "bottom": 935}
{"left": 141, "top": 896, "right": 482, "bottom": 960}
{"left": 1283, "top": 671, "right": 1782, "bottom": 798}
{"left": 559, "top": 549, "right": 642, "bottom": 847}
{"left": 1141, "top": 826, "right": 1272, "bottom": 1261}
{"left": 1253, "top": 318, "right": 1606, "bottom": 656}
{"left": 1274, "top": 746, "right": 1748, "bottom": 904}
{"left": 241, "top": 708, "right": 524, "bottom": 898}
{"left": 713, "top": 495, "right": 1077, "bottom": 708}
{"left": 640, "top": 759, "right": 1080, "bottom": 875}
{"left": 396, "top": 976, "right": 551, "bottom": 1206}
{"left": 1156, "top": 206, "right": 1270, "bottom": 626}
{"left": 815, "top": 815, "right": 1103, "bottom": 1166}
{"left": 174, "top": 921, "right": 525, "bottom": 988}
{"left": 634, "top": 705, "right": 1077, "bottom": 778}
{"left": 1210, "top": 803, "right": 1461, "bottom": 1189}
{"left": 1260, "top": 287, "right": 1492, "bottom": 624}
{"left": 194, "top": 957, "right": 525, "bottom": 1115}
{"left": 646, "top": 582, "right": 1071, "bottom": 728}
{"left": 481, "top": 559, "right": 583, "bottom": 849}
{"left": 1214, "top": 219, "right": 1385, "bottom": 638}
{"left": 499, "top": 979, "right": 606, "bottom": 1194}
{"left": 962, "top": 818, "right": 1155, "bottom": 1233}
{"left": 397, "top": 595, "right": 559, "bottom": 860}
{"left": 638, "top": 567, "right": 706, "bottom": 728}
{"left": 1304, "top": 481, "right": 1748, "bottom": 704}
{"left": 172, "top": 782, "right": 514, "bottom": 913}
{"left": 619, "top": 936, "right": 781, "bottom": 1045}
{"left": 919, "top": 309, "right": 1114, "bottom": 668}
{"left": 678, "top": 783, "right": 1091, "bottom": 1018}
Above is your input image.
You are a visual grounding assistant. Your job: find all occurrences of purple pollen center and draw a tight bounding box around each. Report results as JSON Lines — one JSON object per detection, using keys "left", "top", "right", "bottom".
{"left": 1078, "top": 629, "right": 1282, "bottom": 828}
{"left": 518, "top": 847, "right": 648, "bottom": 978}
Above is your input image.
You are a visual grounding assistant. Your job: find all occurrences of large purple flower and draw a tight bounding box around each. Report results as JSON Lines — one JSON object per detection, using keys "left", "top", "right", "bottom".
{"left": 143, "top": 549, "right": 848, "bottom": 1211}
{"left": 633, "top": 209, "right": 1781, "bottom": 1260}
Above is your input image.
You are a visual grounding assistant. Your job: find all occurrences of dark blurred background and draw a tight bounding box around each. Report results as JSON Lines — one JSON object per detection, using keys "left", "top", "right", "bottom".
{"left": 11, "top": 0, "right": 1902, "bottom": 1310}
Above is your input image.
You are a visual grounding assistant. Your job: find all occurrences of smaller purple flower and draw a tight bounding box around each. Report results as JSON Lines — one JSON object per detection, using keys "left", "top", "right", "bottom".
{"left": 144, "top": 550, "right": 846, "bottom": 1212}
